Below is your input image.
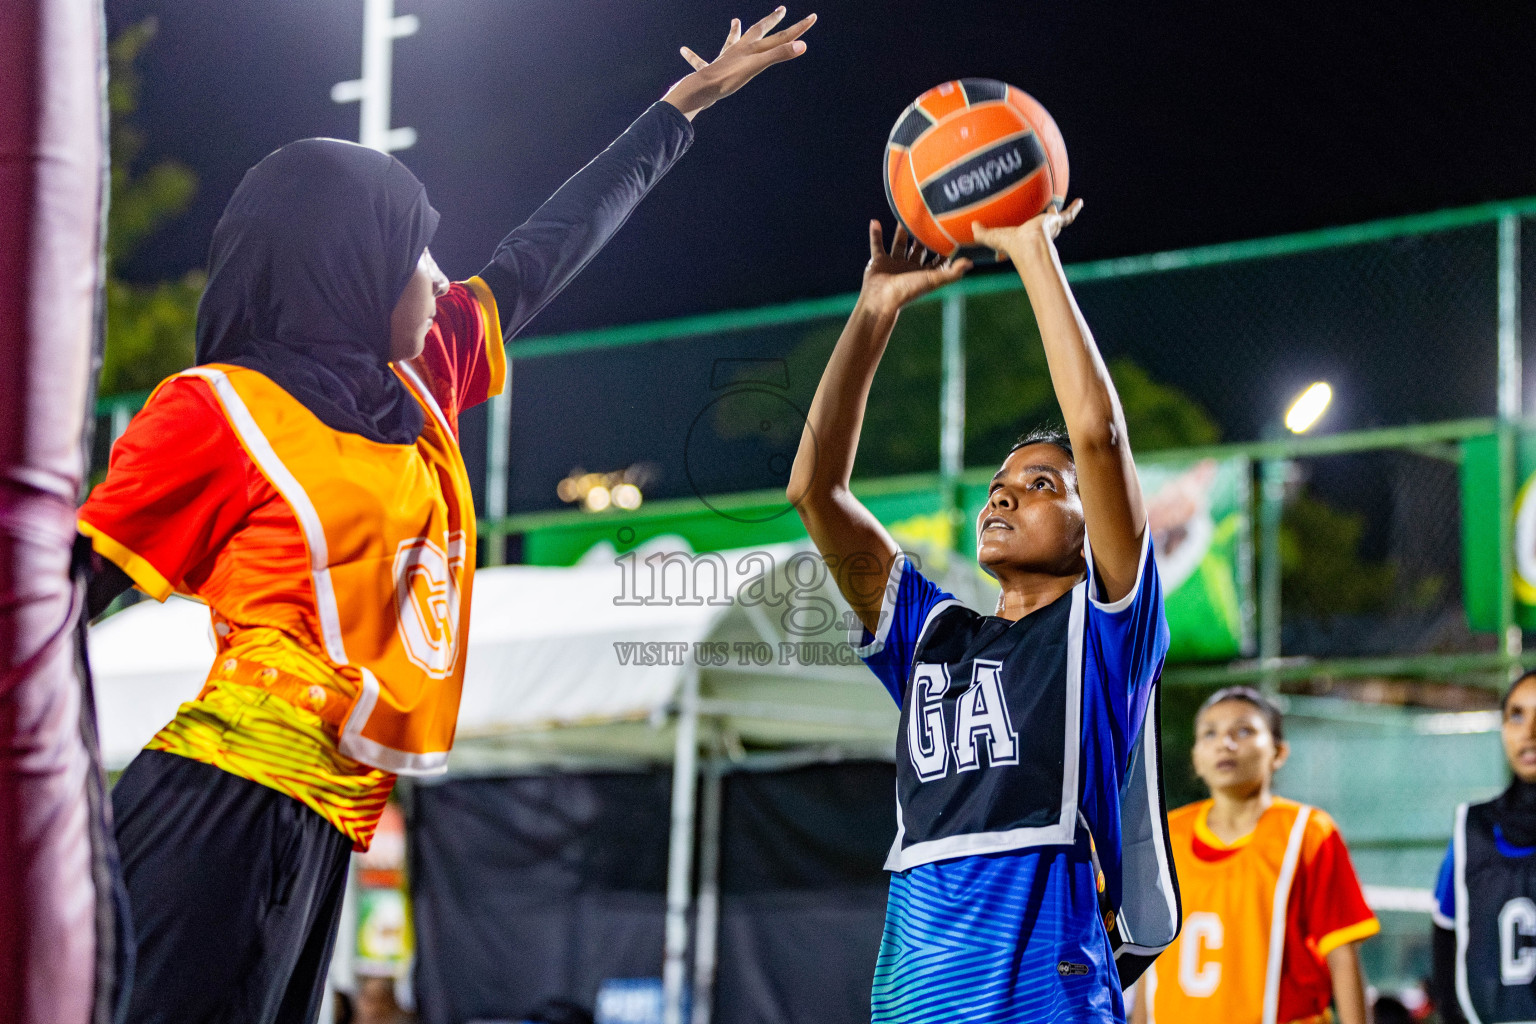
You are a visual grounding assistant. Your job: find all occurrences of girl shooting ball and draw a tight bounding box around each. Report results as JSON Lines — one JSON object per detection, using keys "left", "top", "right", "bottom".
{"left": 789, "top": 201, "right": 1180, "bottom": 1023}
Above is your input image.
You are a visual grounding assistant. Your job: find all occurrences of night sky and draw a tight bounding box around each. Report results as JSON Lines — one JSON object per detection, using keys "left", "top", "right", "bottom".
{"left": 107, "top": 0, "right": 1536, "bottom": 521}
{"left": 111, "top": 0, "right": 1536, "bottom": 329}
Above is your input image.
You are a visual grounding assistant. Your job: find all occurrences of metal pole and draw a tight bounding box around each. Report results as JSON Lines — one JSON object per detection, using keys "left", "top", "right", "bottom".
{"left": 484, "top": 387, "right": 511, "bottom": 564}
{"left": 330, "top": 0, "right": 418, "bottom": 154}
{"left": 1258, "top": 458, "right": 1286, "bottom": 694}
{"left": 1498, "top": 213, "right": 1522, "bottom": 423}
{"left": 690, "top": 759, "right": 724, "bottom": 1024}
{"left": 662, "top": 669, "right": 701, "bottom": 1024}
{"left": 1498, "top": 212, "right": 1523, "bottom": 676}
{"left": 939, "top": 291, "right": 966, "bottom": 526}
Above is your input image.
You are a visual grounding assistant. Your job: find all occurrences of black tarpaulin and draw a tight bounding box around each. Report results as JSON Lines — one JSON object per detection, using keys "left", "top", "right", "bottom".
{"left": 410, "top": 762, "right": 896, "bottom": 1024}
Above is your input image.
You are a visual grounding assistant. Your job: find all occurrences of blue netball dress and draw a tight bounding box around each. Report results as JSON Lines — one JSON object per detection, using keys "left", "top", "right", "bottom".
{"left": 856, "top": 533, "right": 1179, "bottom": 1024}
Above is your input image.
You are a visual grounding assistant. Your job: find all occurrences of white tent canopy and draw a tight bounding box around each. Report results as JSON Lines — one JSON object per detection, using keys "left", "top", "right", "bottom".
{"left": 88, "top": 538, "right": 998, "bottom": 771}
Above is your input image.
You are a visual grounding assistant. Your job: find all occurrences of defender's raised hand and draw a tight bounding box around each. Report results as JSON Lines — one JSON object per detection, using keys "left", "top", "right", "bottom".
{"left": 859, "top": 221, "right": 972, "bottom": 319}
{"left": 663, "top": 7, "right": 817, "bottom": 120}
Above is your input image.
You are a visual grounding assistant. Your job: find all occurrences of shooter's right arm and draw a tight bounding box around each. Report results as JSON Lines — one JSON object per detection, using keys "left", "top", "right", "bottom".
{"left": 788, "top": 222, "right": 969, "bottom": 634}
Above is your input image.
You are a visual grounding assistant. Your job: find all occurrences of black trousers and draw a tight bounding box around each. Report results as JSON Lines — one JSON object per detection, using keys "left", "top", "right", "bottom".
{"left": 112, "top": 750, "right": 352, "bottom": 1024}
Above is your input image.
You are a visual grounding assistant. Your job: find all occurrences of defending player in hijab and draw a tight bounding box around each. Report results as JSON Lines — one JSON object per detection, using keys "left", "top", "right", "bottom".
{"left": 1432, "top": 671, "right": 1536, "bottom": 1024}
{"left": 76, "top": 11, "right": 815, "bottom": 1021}
{"left": 788, "top": 202, "right": 1180, "bottom": 1023}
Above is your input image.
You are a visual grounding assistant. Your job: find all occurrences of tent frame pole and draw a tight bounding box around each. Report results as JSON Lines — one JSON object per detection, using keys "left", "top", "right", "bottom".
{"left": 662, "top": 668, "right": 701, "bottom": 1024}
{"left": 690, "top": 754, "right": 724, "bottom": 1024}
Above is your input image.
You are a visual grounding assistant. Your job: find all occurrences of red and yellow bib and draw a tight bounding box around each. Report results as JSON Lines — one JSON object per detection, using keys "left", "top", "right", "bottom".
{"left": 1145, "top": 798, "right": 1378, "bottom": 1024}
{"left": 180, "top": 361, "right": 477, "bottom": 775}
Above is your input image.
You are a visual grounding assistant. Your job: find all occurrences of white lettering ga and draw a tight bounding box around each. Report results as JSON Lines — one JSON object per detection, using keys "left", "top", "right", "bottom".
{"left": 1179, "top": 911, "right": 1223, "bottom": 998}
{"left": 394, "top": 532, "right": 463, "bottom": 677}
{"left": 907, "top": 659, "right": 1018, "bottom": 781}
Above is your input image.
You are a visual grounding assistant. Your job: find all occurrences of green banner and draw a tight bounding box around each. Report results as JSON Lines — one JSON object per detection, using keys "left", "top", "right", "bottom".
{"left": 522, "top": 457, "right": 1253, "bottom": 662}
{"left": 1464, "top": 430, "right": 1536, "bottom": 631}
{"left": 1134, "top": 458, "right": 1253, "bottom": 661}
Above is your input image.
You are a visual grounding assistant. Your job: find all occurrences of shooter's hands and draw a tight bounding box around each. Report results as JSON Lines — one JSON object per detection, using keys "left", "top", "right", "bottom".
{"left": 662, "top": 7, "right": 817, "bottom": 121}
{"left": 971, "top": 198, "right": 1085, "bottom": 263}
{"left": 857, "top": 221, "right": 972, "bottom": 319}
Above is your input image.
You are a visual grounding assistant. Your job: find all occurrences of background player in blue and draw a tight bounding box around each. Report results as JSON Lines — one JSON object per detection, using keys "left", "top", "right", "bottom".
{"left": 1432, "top": 671, "right": 1536, "bottom": 1023}
{"left": 787, "top": 200, "right": 1180, "bottom": 1024}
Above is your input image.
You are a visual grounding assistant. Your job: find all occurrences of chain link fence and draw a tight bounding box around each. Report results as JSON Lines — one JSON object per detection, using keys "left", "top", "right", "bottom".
{"left": 88, "top": 196, "right": 1536, "bottom": 999}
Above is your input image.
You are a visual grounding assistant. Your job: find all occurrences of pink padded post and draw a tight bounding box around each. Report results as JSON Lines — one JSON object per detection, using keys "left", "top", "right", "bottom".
{"left": 0, "top": 0, "right": 108, "bottom": 1021}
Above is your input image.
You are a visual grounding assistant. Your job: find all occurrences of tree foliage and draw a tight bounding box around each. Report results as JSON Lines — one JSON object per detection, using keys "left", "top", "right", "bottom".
{"left": 101, "top": 19, "right": 202, "bottom": 397}
{"left": 1279, "top": 490, "right": 1425, "bottom": 618}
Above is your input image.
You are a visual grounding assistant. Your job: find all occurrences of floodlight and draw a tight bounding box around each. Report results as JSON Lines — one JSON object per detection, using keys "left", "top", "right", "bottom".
{"left": 1284, "top": 382, "right": 1332, "bottom": 434}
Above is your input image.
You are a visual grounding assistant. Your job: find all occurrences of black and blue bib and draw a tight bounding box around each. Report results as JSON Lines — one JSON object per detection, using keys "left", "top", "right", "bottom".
{"left": 1454, "top": 799, "right": 1536, "bottom": 1023}
{"left": 855, "top": 533, "right": 1181, "bottom": 988}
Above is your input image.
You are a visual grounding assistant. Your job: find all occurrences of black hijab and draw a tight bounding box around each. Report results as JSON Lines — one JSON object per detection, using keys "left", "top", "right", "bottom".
{"left": 196, "top": 138, "right": 440, "bottom": 445}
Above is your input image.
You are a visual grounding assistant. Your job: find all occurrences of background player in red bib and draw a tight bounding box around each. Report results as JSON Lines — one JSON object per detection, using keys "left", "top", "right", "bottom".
{"left": 1133, "top": 688, "right": 1376, "bottom": 1024}
{"left": 76, "top": 10, "right": 814, "bottom": 1022}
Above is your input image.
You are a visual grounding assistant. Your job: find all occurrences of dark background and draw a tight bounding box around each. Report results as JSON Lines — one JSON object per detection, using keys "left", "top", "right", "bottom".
{"left": 108, "top": 0, "right": 1536, "bottom": 339}
{"left": 103, "top": 0, "right": 1536, "bottom": 624}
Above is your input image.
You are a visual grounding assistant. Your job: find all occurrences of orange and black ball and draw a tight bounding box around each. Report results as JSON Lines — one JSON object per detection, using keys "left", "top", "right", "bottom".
{"left": 884, "top": 78, "right": 1068, "bottom": 258}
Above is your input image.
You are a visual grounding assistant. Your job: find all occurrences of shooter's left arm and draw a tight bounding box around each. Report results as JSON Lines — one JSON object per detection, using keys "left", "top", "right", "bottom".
{"left": 975, "top": 202, "right": 1146, "bottom": 603}
{"left": 1325, "top": 941, "right": 1369, "bottom": 1024}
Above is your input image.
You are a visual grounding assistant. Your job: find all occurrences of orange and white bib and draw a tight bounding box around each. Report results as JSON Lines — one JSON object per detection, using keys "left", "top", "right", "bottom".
{"left": 180, "top": 362, "right": 477, "bottom": 775}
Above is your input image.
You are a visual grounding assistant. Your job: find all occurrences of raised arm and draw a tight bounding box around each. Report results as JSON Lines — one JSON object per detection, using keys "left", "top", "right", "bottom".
{"left": 973, "top": 202, "right": 1146, "bottom": 603}
{"left": 788, "top": 222, "right": 969, "bottom": 633}
{"left": 477, "top": 8, "right": 815, "bottom": 339}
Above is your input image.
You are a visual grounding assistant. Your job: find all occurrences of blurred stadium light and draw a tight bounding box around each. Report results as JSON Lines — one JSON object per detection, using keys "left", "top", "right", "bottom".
{"left": 1285, "top": 382, "right": 1332, "bottom": 434}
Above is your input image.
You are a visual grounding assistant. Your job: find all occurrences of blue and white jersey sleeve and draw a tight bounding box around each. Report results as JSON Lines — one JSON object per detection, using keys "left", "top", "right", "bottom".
{"left": 851, "top": 555, "right": 956, "bottom": 705}
{"left": 1083, "top": 528, "right": 1170, "bottom": 748}
{"left": 1434, "top": 838, "right": 1455, "bottom": 928}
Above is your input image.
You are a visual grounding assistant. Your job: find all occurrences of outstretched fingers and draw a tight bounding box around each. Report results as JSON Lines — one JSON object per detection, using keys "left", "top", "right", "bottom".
{"left": 754, "top": 12, "right": 816, "bottom": 49}
{"left": 743, "top": 5, "right": 788, "bottom": 41}
{"left": 680, "top": 46, "right": 709, "bottom": 71}
{"left": 920, "top": 259, "right": 972, "bottom": 292}
{"left": 758, "top": 35, "right": 810, "bottom": 65}
{"left": 721, "top": 17, "right": 742, "bottom": 55}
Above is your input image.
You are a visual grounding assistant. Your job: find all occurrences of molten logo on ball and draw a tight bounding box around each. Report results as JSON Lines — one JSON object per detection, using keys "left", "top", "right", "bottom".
{"left": 925, "top": 135, "right": 1047, "bottom": 216}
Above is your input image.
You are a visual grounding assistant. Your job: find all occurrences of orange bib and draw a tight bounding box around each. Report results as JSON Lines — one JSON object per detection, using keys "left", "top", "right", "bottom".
{"left": 181, "top": 362, "right": 476, "bottom": 775}
{"left": 1146, "top": 799, "right": 1320, "bottom": 1024}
